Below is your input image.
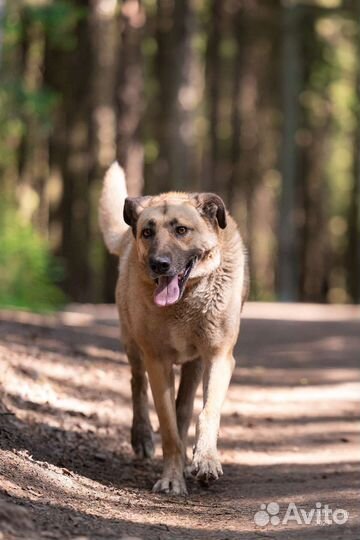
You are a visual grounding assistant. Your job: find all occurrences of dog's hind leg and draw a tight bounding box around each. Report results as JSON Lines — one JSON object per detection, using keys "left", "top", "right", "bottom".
{"left": 127, "top": 346, "right": 154, "bottom": 459}
{"left": 176, "top": 358, "right": 203, "bottom": 449}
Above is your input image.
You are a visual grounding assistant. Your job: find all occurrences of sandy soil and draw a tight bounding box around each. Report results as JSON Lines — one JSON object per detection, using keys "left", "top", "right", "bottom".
{"left": 0, "top": 302, "right": 359, "bottom": 540}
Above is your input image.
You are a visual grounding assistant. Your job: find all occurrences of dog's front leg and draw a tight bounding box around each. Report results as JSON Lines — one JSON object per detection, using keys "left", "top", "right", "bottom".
{"left": 191, "top": 351, "right": 235, "bottom": 484}
{"left": 176, "top": 358, "right": 203, "bottom": 448}
{"left": 144, "top": 355, "right": 187, "bottom": 495}
{"left": 127, "top": 345, "right": 154, "bottom": 459}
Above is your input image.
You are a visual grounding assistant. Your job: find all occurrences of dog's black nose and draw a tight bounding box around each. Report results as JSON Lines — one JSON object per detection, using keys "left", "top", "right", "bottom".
{"left": 149, "top": 255, "right": 171, "bottom": 274}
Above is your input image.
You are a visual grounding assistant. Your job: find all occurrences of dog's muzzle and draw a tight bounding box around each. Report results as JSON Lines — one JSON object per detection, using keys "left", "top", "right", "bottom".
{"left": 152, "top": 257, "right": 197, "bottom": 307}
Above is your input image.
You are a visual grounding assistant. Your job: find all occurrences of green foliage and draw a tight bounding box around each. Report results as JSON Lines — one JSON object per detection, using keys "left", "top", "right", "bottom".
{"left": 0, "top": 1, "right": 73, "bottom": 173}
{"left": 0, "top": 80, "right": 58, "bottom": 128}
{"left": 25, "top": 1, "right": 87, "bottom": 50}
{"left": 0, "top": 205, "right": 66, "bottom": 312}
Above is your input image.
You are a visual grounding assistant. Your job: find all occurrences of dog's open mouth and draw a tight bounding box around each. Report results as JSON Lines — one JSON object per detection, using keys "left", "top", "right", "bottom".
{"left": 153, "top": 258, "right": 196, "bottom": 307}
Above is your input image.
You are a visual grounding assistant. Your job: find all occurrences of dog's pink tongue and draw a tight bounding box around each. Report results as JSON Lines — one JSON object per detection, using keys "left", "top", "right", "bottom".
{"left": 154, "top": 275, "right": 180, "bottom": 306}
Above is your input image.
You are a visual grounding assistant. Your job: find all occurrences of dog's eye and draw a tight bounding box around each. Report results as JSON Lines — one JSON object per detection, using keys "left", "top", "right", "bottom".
{"left": 175, "top": 226, "right": 188, "bottom": 236}
{"left": 142, "top": 228, "right": 153, "bottom": 239}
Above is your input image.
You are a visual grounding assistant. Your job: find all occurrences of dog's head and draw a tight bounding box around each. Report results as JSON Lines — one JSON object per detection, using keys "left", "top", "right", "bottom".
{"left": 123, "top": 192, "right": 227, "bottom": 307}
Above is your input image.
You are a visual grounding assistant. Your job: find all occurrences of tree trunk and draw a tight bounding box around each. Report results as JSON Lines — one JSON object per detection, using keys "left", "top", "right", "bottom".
{"left": 278, "top": 3, "right": 302, "bottom": 301}
{"left": 298, "top": 10, "right": 330, "bottom": 303}
{"left": 205, "top": 0, "right": 222, "bottom": 193}
{"left": 101, "top": 0, "right": 146, "bottom": 304}
{"left": 230, "top": 3, "right": 281, "bottom": 300}
{"left": 300, "top": 122, "right": 330, "bottom": 302}
{"left": 153, "top": 0, "right": 201, "bottom": 192}
{"left": 18, "top": 10, "right": 49, "bottom": 234}
{"left": 0, "top": 0, "right": 23, "bottom": 193}
{"left": 45, "top": 1, "right": 92, "bottom": 302}
{"left": 348, "top": 7, "right": 360, "bottom": 303}
{"left": 89, "top": 0, "right": 117, "bottom": 176}
{"left": 347, "top": 155, "right": 360, "bottom": 302}
{"left": 0, "top": 0, "right": 5, "bottom": 66}
{"left": 116, "top": 0, "right": 145, "bottom": 197}
{"left": 89, "top": 0, "right": 118, "bottom": 302}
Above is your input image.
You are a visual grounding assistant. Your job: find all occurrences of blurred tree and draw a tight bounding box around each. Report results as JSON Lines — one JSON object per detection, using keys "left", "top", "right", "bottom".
{"left": 348, "top": 2, "right": 360, "bottom": 303}
{"left": 45, "top": 0, "right": 92, "bottom": 302}
{"left": 0, "top": 0, "right": 25, "bottom": 193}
{"left": 205, "top": 0, "right": 223, "bottom": 193}
{"left": 348, "top": 142, "right": 360, "bottom": 302}
{"left": 100, "top": 0, "right": 147, "bottom": 302}
{"left": 89, "top": 0, "right": 118, "bottom": 302}
{"left": 298, "top": 8, "right": 331, "bottom": 302}
{"left": 90, "top": 0, "right": 117, "bottom": 177}
{"left": 153, "top": 0, "right": 202, "bottom": 192}
{"left": 0, "top": 0, "right": 4, "bottom": 63}
{"left": 116, "top": 0, "right": 145, "bottom": 196}
{"left": 230, "top": 1, "right": 280, "bottom": 300}
{"left": 18, "top": 6, "right": 49, "bottom": 234}
{"left": 278, "top": 1, "right": 302, "bottom": 301}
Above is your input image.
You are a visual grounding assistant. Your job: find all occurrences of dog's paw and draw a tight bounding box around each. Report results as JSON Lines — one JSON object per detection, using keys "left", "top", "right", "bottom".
{"left": 191, "top": 452, "right": 223, "bottom": 485}
{"left": 131, "top": 423, "right": 154, "bottom": 459}
{"left": 152, "top": 473, "right": 188, "bottom": 496}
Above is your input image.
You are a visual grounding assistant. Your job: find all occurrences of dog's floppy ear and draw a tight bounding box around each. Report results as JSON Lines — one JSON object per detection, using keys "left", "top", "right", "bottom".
{"left": 123, "top": 196, "right": 151, "bottom": 236}
{"left": 193, "top": 192, "right": 227, "bottom": 229}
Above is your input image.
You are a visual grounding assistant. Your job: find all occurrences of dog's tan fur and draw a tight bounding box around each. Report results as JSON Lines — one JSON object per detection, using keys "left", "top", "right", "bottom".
{"left": 99, "top": 162, "right": 247, "bottom": 495}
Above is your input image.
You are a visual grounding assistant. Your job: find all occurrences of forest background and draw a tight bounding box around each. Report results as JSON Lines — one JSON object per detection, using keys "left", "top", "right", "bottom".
{"left": 0, "top": 0, "right": 359, "bottom": 310}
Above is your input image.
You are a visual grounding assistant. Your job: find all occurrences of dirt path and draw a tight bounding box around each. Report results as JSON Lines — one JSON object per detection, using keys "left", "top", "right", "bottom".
{"left": 0, "top": 303, "right": 359, "bottom": 539}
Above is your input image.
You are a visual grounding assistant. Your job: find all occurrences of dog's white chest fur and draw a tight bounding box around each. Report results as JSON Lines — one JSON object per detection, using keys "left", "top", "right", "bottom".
{"left": 169, "top": 328, "right": 198, "bottom": 364}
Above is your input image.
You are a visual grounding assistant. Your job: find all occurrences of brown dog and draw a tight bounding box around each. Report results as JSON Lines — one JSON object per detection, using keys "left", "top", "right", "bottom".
{"left": 99, "top": 162, "right": 247, "bottom": 495}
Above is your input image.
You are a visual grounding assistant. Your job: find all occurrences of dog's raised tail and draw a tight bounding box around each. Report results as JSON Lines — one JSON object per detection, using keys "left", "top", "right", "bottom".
{"left": 99, "top": 161, "right": 128, "bottom": 256}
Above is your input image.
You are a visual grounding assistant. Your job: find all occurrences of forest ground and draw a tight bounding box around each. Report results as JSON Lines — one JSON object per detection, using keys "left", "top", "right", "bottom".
{"left": 0, "top": 302, "right": 359, "bottom": 540}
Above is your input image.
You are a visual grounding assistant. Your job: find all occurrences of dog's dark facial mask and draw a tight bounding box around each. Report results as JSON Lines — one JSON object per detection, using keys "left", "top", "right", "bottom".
{"left": 123, "top": 193, "right": 227, "bottom": 307}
